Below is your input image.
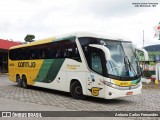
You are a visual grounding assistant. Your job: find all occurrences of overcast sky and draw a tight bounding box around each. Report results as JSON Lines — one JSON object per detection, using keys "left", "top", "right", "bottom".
{"left": 0, "top": 0, "right": 160, "bottom": 47}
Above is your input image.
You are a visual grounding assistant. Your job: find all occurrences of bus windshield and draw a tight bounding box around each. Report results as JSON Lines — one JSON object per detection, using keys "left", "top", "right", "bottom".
{"left": 103, "top": 40, "right": 140, "bottom": 78}
{"left": 78, "top": 37, "right": 141, "bottom": 80}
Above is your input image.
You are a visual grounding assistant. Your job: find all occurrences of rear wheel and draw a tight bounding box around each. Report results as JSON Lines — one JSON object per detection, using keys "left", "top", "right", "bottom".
{"left": 70, "top": 81, "right": 86, "bottom": 100}
{"left": 16, "top": 75, "right": 22, "bottom": 87}
{"left": 22, "top": 76, "right": 28, "bottom": 89}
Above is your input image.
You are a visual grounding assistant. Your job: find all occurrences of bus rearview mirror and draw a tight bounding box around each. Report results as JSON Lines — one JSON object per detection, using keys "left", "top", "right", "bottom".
{"left": 89, "top": 44, "right": 111, "bottom": 60}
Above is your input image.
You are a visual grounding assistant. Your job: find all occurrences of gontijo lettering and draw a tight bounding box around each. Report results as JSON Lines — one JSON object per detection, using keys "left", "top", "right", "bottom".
{"left": 18, "top": 62, "right": 36, "bottom": 68}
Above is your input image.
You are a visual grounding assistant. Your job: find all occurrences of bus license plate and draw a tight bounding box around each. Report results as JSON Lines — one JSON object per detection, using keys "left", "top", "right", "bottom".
{"left": 126, "top": 91, "right": 133, "bottom": 95}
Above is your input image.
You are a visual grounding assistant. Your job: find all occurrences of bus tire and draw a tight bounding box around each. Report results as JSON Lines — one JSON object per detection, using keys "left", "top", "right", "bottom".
{"left": 22, "top": 75, "right": 28, "bottom": 89}
{"left": 70, "top": 81, "right": 86, "bottom": 100}
{"left": 16, "top": 75, "right": 22, "bottom": 87}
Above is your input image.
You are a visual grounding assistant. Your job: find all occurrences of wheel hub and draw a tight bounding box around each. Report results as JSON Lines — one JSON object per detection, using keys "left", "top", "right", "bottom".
{"left": 75, "top": 86, "right": 82, "bottom": 95}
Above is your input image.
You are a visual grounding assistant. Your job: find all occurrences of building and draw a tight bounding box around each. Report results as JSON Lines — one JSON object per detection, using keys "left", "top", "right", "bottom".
{"left": 143, "top": 44, "right": 160, "bottom": 76}
{"left": 144, "top": 44, "right": 160, "bottom": 52}
{"left": 144, "top": 44, "right": 160, "bottom": 61}
{"left": 0, "top": 39, "right": 22, "bottom": 73}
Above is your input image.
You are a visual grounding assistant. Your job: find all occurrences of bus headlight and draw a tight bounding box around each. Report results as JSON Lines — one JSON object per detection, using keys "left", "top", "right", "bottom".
{"left": 103, "top": 81, "right": 117, "bottom": 88}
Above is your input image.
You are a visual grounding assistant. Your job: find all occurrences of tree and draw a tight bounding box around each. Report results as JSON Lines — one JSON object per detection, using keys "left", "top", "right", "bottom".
{"left": 24, "top": 34, "right": 35, "bottom": 43}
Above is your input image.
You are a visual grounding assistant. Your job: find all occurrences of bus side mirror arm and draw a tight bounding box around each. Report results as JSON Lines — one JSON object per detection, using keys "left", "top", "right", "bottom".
{"left": 89, "top": 44, "right": 111, "bottom": 60}
{"left": 135, "top": 48, "right": 149, "bottom": 61}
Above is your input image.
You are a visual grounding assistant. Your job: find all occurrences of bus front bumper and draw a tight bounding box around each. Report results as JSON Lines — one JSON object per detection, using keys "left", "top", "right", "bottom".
{"left": 104, "top": 82, "right": 142, "bottom": 99}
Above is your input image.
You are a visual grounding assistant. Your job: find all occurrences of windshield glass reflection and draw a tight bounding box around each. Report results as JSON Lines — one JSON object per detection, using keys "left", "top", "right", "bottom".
{"left": 101, "top": 40, "right": 140, "bottom": 77}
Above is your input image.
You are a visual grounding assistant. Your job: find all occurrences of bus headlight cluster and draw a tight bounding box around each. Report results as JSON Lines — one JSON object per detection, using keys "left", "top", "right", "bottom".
{"left": 103, "top": 81, "right": 117, "bottom": 88}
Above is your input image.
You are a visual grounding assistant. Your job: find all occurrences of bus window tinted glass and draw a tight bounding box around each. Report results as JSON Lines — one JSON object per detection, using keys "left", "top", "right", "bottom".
{"left": 9, "top": 37, "right": 81, "bottom": 62}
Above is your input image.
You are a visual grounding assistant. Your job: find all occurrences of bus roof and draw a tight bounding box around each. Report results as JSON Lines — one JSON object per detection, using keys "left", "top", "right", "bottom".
{"left": 10, "top": 31, "right": 129, "bottom": 49}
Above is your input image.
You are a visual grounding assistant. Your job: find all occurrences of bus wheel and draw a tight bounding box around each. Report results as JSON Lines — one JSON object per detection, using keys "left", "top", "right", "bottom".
{"left": 71, "top": 81, "right": 86, "bottom": 100}
{"left": 16, "top": 75, "right": 22, "bottom": 87}
{"left": 22, "top": 76, "right": 28, "bottom": 89}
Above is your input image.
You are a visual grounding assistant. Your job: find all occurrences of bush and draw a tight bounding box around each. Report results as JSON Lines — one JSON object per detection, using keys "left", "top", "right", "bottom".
{"left": 143, "top": 71, "right": 152, "bottom": 78}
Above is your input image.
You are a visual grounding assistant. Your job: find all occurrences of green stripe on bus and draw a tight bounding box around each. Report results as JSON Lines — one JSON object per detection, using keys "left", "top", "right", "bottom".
{"left": 131, "top": 78, "right": 141, "bottom": 84}
{"left": 35, "top": 58, "right": 65, "bottom": 83}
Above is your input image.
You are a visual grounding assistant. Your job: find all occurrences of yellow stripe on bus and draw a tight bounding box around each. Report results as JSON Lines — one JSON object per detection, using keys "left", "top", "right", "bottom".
{"left": 10, "top": 37, "right": 56, "bottom": 49}
{"left": 112, "top": 79, "right": 132, "bottom": 87}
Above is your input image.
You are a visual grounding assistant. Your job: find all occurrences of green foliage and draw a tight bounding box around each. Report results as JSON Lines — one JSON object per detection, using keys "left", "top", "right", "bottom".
{"left": 137, "top": 51, "right": 160, "bottom": 62}
{"left": 137, "top": 51, "right": 145, "bottom": 61}
{"left": 24, "top": 34, "right": 35, "bottom": 43}
{"left": 149, "top": 62, "right": 155, "bottom": 66}
{"left": 143, "top": 71, "right": 152, "bottom": 78}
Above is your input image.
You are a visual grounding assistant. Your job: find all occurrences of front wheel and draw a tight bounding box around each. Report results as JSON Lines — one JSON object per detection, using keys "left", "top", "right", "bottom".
{"left": 70, "top": 81, "right": 86, "bottom": 100}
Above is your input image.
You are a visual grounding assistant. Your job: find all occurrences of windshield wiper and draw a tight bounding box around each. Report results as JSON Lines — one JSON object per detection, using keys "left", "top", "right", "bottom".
{"left": 124, "top": 56, "right": 137, "bottom": 77}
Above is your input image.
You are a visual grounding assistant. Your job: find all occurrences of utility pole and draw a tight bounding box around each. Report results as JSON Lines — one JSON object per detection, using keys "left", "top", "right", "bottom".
{"left": 143, "top": 30, "right": 144, "bottom": 48}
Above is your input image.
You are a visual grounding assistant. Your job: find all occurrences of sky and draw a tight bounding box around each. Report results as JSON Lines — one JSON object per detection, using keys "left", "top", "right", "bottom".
{"left": 0, "top": 0, "right": 160, "bottom": 48}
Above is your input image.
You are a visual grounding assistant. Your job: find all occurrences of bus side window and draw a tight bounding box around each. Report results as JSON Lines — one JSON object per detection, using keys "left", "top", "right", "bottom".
{"left": 17, "top": 49, "right": 20, "bottom": 60}
{"left": 11, "top": 49, "right": 16, "bottom": 60}
{"left": 48, "top": 47, "right": 55, "bottom": 59}
{"left": 72, "top": 47, "right": 81, "bottom": 61}
{"left": 26, "top": 49, "right": 30, "bottom": 60}
{"left": 90, "top": 51, "right": 103, "bottom": 75}
{"left": 64, "top": 49, "right": 67, "bottom": 57}
{"left": 64, "top": 40, "right": 81, "bottom": 62}
{"left": 56, "top": 49, "right": 61, "bottom": 58}
{"left": 31, "top": 52, "right": 35, "bottom": 59}
{"left": 41, "top": 50, "right": 46, "bottom": 58}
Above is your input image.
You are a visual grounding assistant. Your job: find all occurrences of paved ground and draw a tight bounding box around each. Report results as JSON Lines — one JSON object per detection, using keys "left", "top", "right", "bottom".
{"left": 0, "top": 74, "right": 159, "bottom": 120}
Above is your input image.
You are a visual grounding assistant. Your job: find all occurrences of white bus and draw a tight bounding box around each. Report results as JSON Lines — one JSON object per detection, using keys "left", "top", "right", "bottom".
{"left": 9, "top": 32, "right": 148, "bottom": 99}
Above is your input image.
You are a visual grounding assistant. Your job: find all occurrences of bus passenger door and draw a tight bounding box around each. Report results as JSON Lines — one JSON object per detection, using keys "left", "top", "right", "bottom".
{"left": 87, "top": 48, "right": 105, "bottom": 98}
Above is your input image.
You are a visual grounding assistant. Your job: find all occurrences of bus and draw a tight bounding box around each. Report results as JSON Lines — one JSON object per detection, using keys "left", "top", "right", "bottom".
{"left": 8, "top": 32, "right": 148, "bottom": 99}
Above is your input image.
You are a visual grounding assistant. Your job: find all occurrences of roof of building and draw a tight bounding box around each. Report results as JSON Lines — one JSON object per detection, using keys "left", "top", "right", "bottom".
{"left": 144, "top": 44, "right": 160, "bottom": 52}
{"left": 0, "top": 39, "right": 22, "bottom": 50}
